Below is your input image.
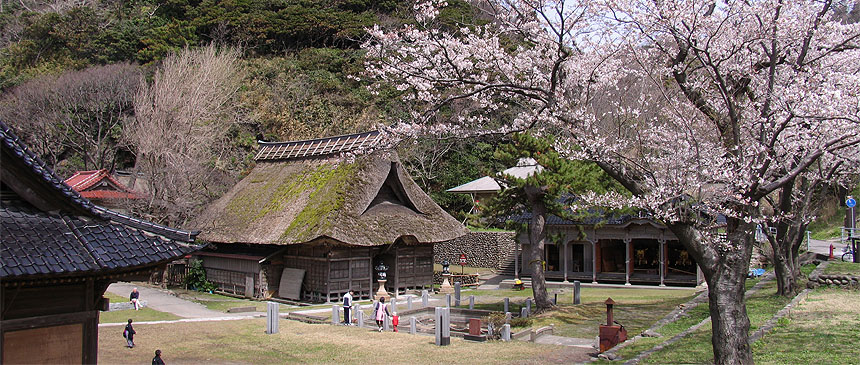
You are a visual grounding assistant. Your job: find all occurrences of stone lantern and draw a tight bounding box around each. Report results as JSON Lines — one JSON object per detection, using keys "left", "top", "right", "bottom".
{"left": 374, "top": 261, "right": 390, "bottom": 300}
{"left": 439, "top": 259, "right": 454, "bottom": 294}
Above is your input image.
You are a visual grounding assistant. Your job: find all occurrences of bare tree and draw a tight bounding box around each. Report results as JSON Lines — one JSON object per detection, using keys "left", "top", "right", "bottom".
{"left": 125, "top": 44, "right": 244, "bottom": 226}
{"left": 0, "top": 62, "right": 140, "bottom": 176}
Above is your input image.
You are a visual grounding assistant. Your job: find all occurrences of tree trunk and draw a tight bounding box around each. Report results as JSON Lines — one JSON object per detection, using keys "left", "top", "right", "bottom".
{"left": 669, "top": 218, "right": 754, "bottom": 365}
{"left": 525, "top": 186, "right": 552, "bottom": 312}
{"left": 771, "top": 240, "right": 795, "bottom": 296}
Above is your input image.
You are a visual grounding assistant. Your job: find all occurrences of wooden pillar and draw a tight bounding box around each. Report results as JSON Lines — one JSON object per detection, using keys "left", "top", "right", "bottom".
{"left": 563, "top": 241, "right": 569, "bottom": 283}
{"left": 659, "top": 239, "right": 666, "bottom": 287}
{"left": 514, "top": 242, "right": 519, "bottom": 279}
{"left": 624, "top": 238, "right": 631, "bottom": 286}
{"left": 591, "top": 241, "right": 598, "bottom": 284}
{"left": 393, "top": 246, "right": 399, "bottom": 298}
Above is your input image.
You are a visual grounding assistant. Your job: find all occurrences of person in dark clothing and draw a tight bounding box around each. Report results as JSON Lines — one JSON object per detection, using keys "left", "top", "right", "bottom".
{"left": 123, "top": 319, "right": 136, "bottom": 348}
{"left": 130, "top": 287, "right": 141, "bottom": 310}
{"left": 342, "top": 289, "right": 353, "bottom": 325}
{"left": 152, "top": 349, "right": 165, "bottom": 365}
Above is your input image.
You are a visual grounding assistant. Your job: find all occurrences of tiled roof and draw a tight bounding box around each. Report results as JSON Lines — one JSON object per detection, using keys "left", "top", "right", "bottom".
{"left": 1, "top": 203, "right": 196, "bottom": 278}
{"left": 0, "top": 122, "right": 101, "bottom": 217}
{"left": 255, "top": 130, "right": 382, "bottom": 161}
{"left": 0, "top": 121, "right": 201, "bottom": 280}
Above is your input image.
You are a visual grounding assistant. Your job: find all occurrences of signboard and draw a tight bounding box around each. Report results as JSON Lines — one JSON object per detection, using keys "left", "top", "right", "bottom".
{"left": 847, "top": 196, "right": 856, "bottom": 208}
{"left": 458, "top": 254, "right": 467, "bottom": 266}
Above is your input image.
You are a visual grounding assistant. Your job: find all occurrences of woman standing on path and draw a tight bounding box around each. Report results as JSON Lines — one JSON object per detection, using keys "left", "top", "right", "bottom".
{"left": 374, "top": 297, "right": 390, "bottom": 332}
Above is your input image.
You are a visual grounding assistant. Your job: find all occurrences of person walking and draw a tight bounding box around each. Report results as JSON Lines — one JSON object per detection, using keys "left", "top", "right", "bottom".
{"left": 342, "top": 289, "right": 353, "bottom": 325}
{"left": 123, "top": 319, "right": 136, "bottom": 348}
{"left": 152, "top": 349, "right": 165, "bottom": 365}
{"left": 130, "top": 287, "right": 141, "bottom": 310}
{"left": 374, "top": 297, "right": 390, "bottom": 332}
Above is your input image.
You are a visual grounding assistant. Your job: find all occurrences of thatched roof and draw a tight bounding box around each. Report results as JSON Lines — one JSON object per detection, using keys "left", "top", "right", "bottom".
{"left": 192, "top": 132, "right": 467, "bottom": 246}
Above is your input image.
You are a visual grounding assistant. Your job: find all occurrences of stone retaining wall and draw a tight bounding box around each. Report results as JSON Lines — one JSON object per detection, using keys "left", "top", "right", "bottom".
{"left": 433, "top": 272, "right": 480, "bottom": 286}
{"left": 434, "top": 231, "right": 516, "bottom": 269}
{"left": 808, "top": 273, "right": 860, "bottom": 289}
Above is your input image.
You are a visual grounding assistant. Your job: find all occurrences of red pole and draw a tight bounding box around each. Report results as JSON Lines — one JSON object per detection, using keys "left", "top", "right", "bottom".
{"left": 829, "top": 244, "right": 834, "bottom": 260}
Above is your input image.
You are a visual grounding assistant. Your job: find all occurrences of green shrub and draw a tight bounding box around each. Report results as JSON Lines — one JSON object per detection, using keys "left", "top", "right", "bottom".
{"left": 510, "top": 317, "right": 533, "bottom": 328}
{"left": 184, "top": 259, "right": 217, "bottom": 292}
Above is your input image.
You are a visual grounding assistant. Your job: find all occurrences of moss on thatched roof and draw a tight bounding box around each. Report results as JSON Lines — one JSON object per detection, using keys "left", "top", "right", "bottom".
{"left": 192, "top": 152, "right": 467, "bottom": 246}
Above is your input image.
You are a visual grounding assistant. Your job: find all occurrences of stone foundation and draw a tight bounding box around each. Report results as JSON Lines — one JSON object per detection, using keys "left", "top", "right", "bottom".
{"left": 435, "top": 231, "right": 516, "bottom": 269}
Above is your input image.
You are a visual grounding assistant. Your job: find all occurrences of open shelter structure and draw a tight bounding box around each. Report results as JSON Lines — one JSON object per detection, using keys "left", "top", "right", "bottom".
{"left": 0, "top": 122, "right": 199, "bottom": 364}
{"left": 191, "top": 130, "right": 467, "bottom": 302}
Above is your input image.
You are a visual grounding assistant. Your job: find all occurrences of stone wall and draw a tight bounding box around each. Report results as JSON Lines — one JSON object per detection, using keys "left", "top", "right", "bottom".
{"left": 434, "top": 231, "right": 516, "bottom": 269}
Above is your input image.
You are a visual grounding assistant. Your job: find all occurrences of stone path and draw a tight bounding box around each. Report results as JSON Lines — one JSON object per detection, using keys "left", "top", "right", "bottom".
{"left": 534, "top": 334, "right": 594, "bottom": 349}
{"left": 106, "top": 282, "right": 261, "bottom": 319}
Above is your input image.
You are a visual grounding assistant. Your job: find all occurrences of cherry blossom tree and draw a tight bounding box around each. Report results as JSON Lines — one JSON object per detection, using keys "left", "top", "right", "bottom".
{"left": 762, "top": 152, "right": 859, "bottom": 296}
{"left": 363, "top": 1, "right": 860, "bottom": 363}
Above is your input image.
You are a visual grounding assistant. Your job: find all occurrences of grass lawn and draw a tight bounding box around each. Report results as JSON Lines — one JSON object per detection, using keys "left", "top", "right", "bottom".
{"left": 461, "top": 287, "right": 698, "bottom": 338}
{"left": 98, "top": 318, "right": 591, "bottom": 364}
{"left": 172, "top": 289, "right": 334, "bottom": 313}
{"left": 631, "top": 274, "right": 859, "bottom": 364}
{"left": 752, "top": 288, "right": 860, "bottom": 364}
{"left": 823, "top": 261, "right": 860, "bottom": 275}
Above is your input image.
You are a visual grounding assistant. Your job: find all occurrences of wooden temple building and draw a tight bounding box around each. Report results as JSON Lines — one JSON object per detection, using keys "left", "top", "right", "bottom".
{"left": 451, "top": 164, "right": 703, "bottom": 287}
{"left": 0, "top": 122, "right": 199, "bottom": 364}
{"left": 64, "top": 169, "right": 142, "bottom": 212}
{"left": 190, "top": 130, "right": 467, "bottom": 302}
{"left": 513, "top": 210, "right": 704, "bottom": 286}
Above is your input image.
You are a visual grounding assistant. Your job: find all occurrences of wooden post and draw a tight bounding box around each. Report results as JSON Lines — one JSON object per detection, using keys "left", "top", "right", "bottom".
{"left": 454, "top": 282, "right": 461, "bottom": 306}
{"left": 410, "top": 316, "right": 417, "bottom": 335}
{"left": 624, "top": 238, "right": 632, "bottom": 286}
{"left": 504, "top": 297, "right": 509, "bottom": 313}
{"left": 573, "top": 280, "right": 581, "bottom": 305}
{"left": 469, "top": 295, "right": 475, "bottom": 309}
{"left": 422, "top": 290, "right": 429, "bottom": 307}
{"left": 563, "top": 242, "right": 569, "bottom": 283}
{"left": 592, "top": 241, "right": 598, "bottom": 284}
{"left": 659, "top": 239, "right": 666, "bottom": 287}
{"left": 407, "top": 296, "right": 413, "bottom": 310}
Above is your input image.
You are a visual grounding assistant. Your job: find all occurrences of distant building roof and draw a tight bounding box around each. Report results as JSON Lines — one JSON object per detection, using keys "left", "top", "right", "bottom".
{"left": 1, "top": 121, "right": 200, "bottom": 281}
{"left": 255, "top": 130, "right": 383, "bottom": 161}
{"left": 447, "top": 157, "right": 543, "bottom": 195}
{"left": 65, "top": 169, "right": 141, "bottom": 200}
{"left": 446, "top": 176, "right": 502, "bottom": 194}
{"left": 501, "top": 157, "right": 543, "bottom": 179}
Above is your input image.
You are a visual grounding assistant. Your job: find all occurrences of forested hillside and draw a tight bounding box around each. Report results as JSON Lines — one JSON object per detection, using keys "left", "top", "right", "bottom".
{"left": 0, "top": 0, "right": 501, "bottom": 226}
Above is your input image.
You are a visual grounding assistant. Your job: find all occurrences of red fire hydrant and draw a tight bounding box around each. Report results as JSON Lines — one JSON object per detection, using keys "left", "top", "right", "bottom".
{"left": 830, "top": 244, "right": 834, "bottom": 260}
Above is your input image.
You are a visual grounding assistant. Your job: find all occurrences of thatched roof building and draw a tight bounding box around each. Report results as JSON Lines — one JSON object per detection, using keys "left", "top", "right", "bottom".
{"left": 191, "top": 130, "right": 466, "bottom": 301}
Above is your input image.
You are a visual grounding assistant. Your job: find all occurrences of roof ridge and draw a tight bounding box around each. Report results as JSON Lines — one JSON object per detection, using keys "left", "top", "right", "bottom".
{"left": 94, "top": 206, "right": 200, "bottom": 242}
{"left": 257, "top": 130, "right": 379, "bottom": 147}
{"left": 254, "top": 130, "right": 383, "bottom": 161}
